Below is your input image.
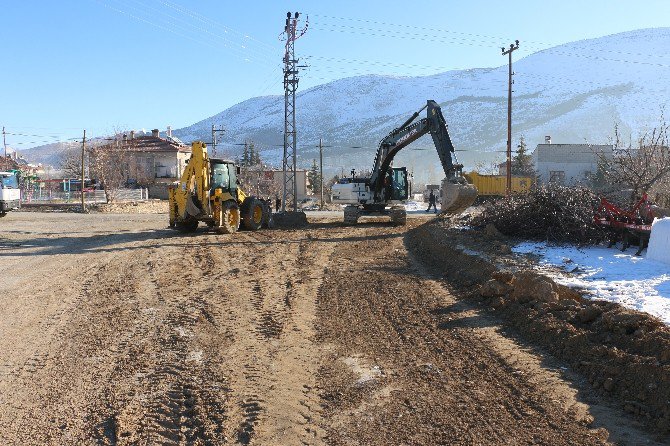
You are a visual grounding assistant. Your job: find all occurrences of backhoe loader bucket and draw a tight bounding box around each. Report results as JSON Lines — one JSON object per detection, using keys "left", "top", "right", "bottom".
{"left": 440, "top": 178, "right": 477, "bottom": 215}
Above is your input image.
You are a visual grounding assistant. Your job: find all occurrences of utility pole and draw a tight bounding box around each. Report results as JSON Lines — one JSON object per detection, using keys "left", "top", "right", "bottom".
{"left": 502, "top": 40, "right": 520, "bottom": 197}
{"left": 81, "top": 129, "right": 86, "bottom": 213}
{"left": 281, "top": 11, "right": 308, "bottom": 212}
{"left": 211, "top": 124, "right": 225, "bottom": 157}
{"left": 2, "top": 127, "right": 7, "bottom": 170}
{"left": 319, "top": 138, "right": 324, "bottom": 210}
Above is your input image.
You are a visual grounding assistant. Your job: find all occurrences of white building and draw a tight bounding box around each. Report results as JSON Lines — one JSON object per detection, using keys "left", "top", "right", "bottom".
{"left": 533, "top": 140, "right": 613, "bottom": 186}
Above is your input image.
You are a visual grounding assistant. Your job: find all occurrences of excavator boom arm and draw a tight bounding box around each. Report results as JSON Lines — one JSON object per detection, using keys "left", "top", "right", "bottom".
{"left": 370, "top": 100, "right": 461, "bottom": 198}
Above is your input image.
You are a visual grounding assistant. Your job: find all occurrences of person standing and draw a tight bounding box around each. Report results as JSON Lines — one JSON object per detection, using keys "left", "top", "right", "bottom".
{"left": 427, "top": 190, "right": 437, "bottom": 213}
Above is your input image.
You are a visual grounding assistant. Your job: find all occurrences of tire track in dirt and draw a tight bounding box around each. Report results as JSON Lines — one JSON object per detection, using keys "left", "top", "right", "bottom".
{"left": 208, "top": 229, "right": 337, "bottom": 445}
{"left": 315, "top": 223, "right": 613, "bottom": 445}
{"left": 0, "top": 247, "right": 154, "bottom": 444}
{"left": 104, "top": 242, "right": 230, "bottom": 445}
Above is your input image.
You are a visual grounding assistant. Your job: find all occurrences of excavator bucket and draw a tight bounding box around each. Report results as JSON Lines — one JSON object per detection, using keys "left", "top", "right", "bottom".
{"left": 440, "top": 178, "right": 478, "bottom": 215}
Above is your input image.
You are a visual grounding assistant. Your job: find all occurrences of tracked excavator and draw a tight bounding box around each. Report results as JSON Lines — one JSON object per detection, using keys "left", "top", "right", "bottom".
{"left": 168, "top": 141, "right": 272, "bottom": 233}
{"left": 331, "top": 100, "right": 477, "bottom": 224}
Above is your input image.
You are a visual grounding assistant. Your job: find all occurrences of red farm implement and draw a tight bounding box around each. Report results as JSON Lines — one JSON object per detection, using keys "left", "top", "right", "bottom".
{"left": 593, "top": 193, "right": 660, "bottom": 255}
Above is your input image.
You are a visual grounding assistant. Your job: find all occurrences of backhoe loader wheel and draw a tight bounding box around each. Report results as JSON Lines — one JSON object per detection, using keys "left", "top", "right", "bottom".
{"left": 177, "top": 218, "right": 199, "bottom": 233}
{"left": 261, "top": 201, "right": 275, "bottom": 229}
{"left": 217, "top": 201, "right": 240, "bottom": 234}
{"left": 241, "top": 197, "right": 265, "bottom": 231}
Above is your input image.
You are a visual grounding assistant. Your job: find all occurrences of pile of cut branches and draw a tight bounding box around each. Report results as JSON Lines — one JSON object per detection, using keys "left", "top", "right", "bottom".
{"left": 474, "top": 186, "right": 605, "bottom": 244}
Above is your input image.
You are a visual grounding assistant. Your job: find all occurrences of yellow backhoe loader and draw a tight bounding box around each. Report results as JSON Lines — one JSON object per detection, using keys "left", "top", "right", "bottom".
{"left": 168, "top": 141, "right": 271, "bottom": 233}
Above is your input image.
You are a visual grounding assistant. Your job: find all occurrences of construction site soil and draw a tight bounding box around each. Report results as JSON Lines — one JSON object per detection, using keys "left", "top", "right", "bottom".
{"left": 0, "top": 211, "right": 667, "bottom": 445}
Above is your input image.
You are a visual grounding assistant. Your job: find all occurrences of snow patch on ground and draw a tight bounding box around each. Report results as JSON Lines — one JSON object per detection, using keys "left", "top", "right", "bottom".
{"left": 648, "top": 217, "right": 670, "bottom": 265}
{"left": 513, "top": 242, "right": 670, "bottom": 324}
{"left": 342, "top": 356, "right": 383, "bottom": 385}
{"left": 405, "top": 200, "right": 439, "bottom": 214}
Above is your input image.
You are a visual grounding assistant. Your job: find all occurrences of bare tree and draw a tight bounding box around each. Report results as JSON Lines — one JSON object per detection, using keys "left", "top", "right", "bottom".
{"left": 596, "top": 118, "right": 670, "bottom": 205}
{"left": 473, "top": 159, "right": 503, "bottom": 175}
{"left": 236, "top": 148, "right": 284, "bottom": 201}
{"left": 89, "top": 138, "right": 131, "bottom": 203}
{"left": 59, "top": 145, "right": 83, "bottom": 179}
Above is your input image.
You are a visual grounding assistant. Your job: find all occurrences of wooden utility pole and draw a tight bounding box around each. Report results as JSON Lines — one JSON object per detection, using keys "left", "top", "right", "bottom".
{"left": 502, "top": 40, "right": 520, "bottom": 197}
{"left": 319, "top": 138, "right": 324, "bottom": 210}
{"left": 2, "top": 126, "right": 7, "bottom": 170}
{"left": 81, "top": 129, "right": 86, "bottom": 213}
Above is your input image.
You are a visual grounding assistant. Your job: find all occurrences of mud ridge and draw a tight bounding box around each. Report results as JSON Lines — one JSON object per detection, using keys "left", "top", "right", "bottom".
{"left": 406, "top": 219, "right": 670, "bottom": 437}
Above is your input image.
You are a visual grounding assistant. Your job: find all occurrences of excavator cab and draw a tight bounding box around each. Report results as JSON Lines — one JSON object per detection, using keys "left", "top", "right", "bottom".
{"left": 390, "top": 167, "right": 409, "bottom": 201}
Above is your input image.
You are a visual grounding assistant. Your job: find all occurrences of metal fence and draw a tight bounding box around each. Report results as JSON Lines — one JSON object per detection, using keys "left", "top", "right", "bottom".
{"left": 21, "top": 188, "right": 150, "bottom": 204}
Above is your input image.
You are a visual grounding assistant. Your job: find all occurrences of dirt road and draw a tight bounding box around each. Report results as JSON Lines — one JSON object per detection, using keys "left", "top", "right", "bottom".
{"left": 0, "top": 212, "right": 661, "bottom": 445}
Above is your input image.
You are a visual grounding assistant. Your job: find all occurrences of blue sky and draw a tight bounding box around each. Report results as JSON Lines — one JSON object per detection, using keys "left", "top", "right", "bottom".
{"left": 2, "top": 0, "right": 669, "bottom": 148}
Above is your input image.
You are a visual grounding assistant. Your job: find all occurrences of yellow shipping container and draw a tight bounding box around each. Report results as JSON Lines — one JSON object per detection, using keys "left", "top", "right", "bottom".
{"left": 464, "top": 171, "right": 533, "bottom": 196}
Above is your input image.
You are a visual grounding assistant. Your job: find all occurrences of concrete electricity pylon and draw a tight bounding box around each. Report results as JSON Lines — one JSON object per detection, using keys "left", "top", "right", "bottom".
{"left": 280, "top": 11, "right": 308, "bottom": 212}
{"left": 502, "top": 40, "right": 520, "bottom": 197}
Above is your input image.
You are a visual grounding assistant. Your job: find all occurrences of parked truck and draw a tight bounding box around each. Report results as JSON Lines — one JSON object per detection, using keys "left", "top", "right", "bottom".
{"left": 0, "top": 171, "right": 20, "bottom": 217}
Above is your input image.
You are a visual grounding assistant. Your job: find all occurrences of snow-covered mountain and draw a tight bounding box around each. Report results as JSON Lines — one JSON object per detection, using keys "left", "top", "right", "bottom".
{"left": 16, "top": 141, "right": 80, "bottom": 168}
{"left": 174, "top": 28, "right": 670, "bottom": 183}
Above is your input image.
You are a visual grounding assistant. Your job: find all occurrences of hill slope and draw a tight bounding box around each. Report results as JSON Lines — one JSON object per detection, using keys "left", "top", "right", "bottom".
{"left": 174, "top": 28, "right": 670, "bottom": 183}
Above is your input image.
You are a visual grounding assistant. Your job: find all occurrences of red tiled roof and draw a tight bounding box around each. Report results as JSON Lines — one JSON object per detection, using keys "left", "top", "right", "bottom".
{"left": 100, "top": 136, "right": 190, "bottom": 153}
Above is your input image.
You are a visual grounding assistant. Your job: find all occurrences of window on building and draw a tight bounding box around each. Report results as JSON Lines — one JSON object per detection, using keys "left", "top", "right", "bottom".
{"left": 549, "top": 171, "right": 565, "bottom": 185}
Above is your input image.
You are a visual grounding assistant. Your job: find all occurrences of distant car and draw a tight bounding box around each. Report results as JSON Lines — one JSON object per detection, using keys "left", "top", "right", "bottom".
{"left": 299, "top": 197, "right": 320, "bottom": 210}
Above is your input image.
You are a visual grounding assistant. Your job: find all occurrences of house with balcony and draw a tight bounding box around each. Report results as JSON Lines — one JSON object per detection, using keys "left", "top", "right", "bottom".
{"left": 96, "top": 128, "right": 191, "bottom": 198}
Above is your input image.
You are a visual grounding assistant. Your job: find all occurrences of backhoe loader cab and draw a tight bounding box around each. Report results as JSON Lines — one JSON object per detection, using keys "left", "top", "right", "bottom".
{"left": 168, "top": 142, "right": 271, "bottom": 234}
{"left": 209, "top": 159, "right": 238, "bottom": 195}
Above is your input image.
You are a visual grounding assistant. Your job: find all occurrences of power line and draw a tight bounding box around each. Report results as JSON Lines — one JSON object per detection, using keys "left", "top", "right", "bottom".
{"left": 5, "top": 132, "right": 62, "bottom": 139}
{"left": 154, "top": 0, "right": 278, "bottom": 53}
{"left": 312, "top": 13, "right": 670, "bottom": 61}
{"left": 310, "top": 23, "right": 512, "bottom": 51}
{"left": 94, "top": 0, "right": 277, "bottom": 67}
{"left": 122, "top": 0, "right": 279, "bottom": 60}
{"left": 303, "top": 55, "right": 464, "bottom": 72}
{"left": 310, "top": 20, "right": 670, "bottom": 68}
{"left": 312, "top": 13, "right": 538, "bottom": 46}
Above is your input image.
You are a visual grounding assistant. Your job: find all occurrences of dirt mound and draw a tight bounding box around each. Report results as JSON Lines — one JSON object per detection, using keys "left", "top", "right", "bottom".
{"left": 272, "top": 211, "right": 309, "bottom": 228}
{"left": 406, "top": 220, "right": 670, "bottom": 436}
{"left": 91, "top": 200, "right": 168, "bottom": 214}
{"left": 18, "top": 203, "right": 83, "bottom": 213}
{"left": 18, "top": 200, "right": 168, "bottom": 214}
